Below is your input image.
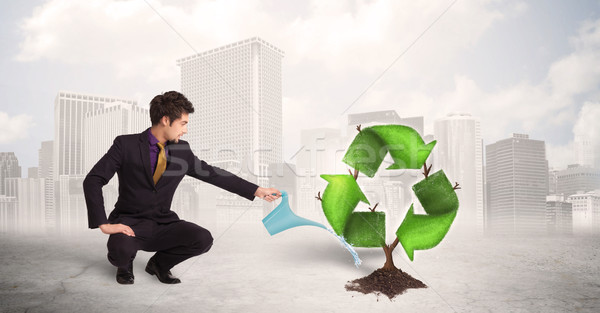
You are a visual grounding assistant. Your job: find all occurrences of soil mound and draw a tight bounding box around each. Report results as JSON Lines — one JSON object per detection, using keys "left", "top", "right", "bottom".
{"left": 345, "top": 268, "right": 427, "bottom": 300}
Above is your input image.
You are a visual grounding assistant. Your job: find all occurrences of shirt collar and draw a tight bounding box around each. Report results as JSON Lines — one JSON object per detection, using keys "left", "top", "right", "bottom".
{"left": 148, "top": 128, "right": 172, "bottom": 149}
{"left": 148, "top": 128, "right": 160, "bottom": 146}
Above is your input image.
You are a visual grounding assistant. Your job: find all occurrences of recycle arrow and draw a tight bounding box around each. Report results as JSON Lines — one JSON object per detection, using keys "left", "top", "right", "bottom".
{"left": 320, "top": 175, "right": 386, "bottom": 247}
{"left": 320, "top": 124, "right": 458, "bottom": 258}
{"left": 320, "top": 175, "right": 369, "bottom": 234}
{"left": 396, "top": 170, "right": 459, "bottom": 261}
{"left": 342, "top": 125, "right": 437, "bottom": 178}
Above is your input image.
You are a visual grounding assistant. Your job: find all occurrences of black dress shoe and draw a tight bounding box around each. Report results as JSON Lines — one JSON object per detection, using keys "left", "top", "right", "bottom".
{"left": 145, "top": 257, "right": 181, "bottom": 284}
{"left": 116, "top": 262, "right": 134, "bottom": 285}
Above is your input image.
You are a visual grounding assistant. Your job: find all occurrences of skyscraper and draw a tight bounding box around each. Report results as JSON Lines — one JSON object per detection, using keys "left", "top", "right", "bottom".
{"left": 177, "top": 37, "right": 283, "bottom": 188}
{"left": 58, "top": 175, "right": 86, "bottom": 234}
{"left": 0, "top": 152, "right": 21, "bottom": 196}
{"left": 38, "top": 141, "right": 55, "bottom": 231}
{"left": 5, "top": 177, "right": 46, "bottom": 233}
{"left": 0, "top": 196, "right": 17, "bottom": 233}
{"left": 486, "top": 134, "right": 548, "bottom": 234}
{"left": 548, "top": 169, "right": 559, "bottom": 195}
{"left": 434, "top": 113, "right": 484, "bottom": 234}
{"left": 53, "top": 91, "right": 137, "bottom": 181}
{"left": 575, "top": 134, "right": 598, "bottom": 168}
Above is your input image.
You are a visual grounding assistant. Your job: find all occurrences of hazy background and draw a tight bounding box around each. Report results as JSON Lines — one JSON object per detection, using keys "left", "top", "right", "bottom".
{"left": 2, "top": 2, "right": 600, "bottom": 312}
{"left": 1, "top": 0, "right": 600, "bottom": 174}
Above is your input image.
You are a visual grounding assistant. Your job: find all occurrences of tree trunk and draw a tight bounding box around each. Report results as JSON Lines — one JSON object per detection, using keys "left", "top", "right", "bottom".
{"left": 381, "top": 238, "right": 401, "bottom": 271}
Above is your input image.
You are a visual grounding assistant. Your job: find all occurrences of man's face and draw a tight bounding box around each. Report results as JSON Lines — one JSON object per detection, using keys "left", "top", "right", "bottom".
{"left": 165, "top": 113, "right": 189, "bottom": 143}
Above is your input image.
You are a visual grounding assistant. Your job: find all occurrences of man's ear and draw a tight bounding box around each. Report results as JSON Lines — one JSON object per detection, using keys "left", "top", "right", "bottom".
{"left": 161, "top": 116, "right": 170, "bottom": 126}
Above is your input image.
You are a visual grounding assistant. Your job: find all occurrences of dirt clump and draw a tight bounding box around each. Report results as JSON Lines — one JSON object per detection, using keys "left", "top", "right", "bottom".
{"left": 345, "top": 268, "right": 427, "bottom": 300}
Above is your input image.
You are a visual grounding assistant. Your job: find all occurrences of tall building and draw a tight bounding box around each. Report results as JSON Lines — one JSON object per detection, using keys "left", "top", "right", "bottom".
{"left": 545, "top": 194, "right": 572, "bottom": 235}
{"left": 556, "top": 165, "right": 600, "bottom": 197}
{"left": 57, "top": 175, "right": 86, "bottom": 233}
{"left": 53, "top": 91, "right": 137, "bottom": 181}
{"left": 434, "top": 113, "right": 484, "bottom": 234}
{"left": 548, "top": 169, "right": 559, "bottom": 195}
{"left": 38, "top": 141, "right": 55, "bottom": 231}
{"left": 485, "top": 134, "right": 548, "bottom": 234}
{"left": 575, "top": 134, "right": 598, "bottom": 168}
{"left": 567, "top": 191, "right": 600, "bottom": 234}
{"left": 0, "top": 196, "right": 18, "bottom": 233}
{"left": 5, "top": 177, "right": 46, "bottom": 233}
{"left": 83, "top": 101, "right": 149, "bottom": 173}
{"left": 0, "top": 152, "right": 21, "bottom": 195}
{"left": 177, "top": 37, "right": 283, "bottom": 188}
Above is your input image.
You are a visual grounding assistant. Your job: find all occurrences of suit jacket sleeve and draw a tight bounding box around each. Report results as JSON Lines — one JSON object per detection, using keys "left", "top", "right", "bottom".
{"left": 83, "top": 136, "right": 122, "bottom": 228}
{"left": 185, "top": 146, "right": 258, "bottom": 201}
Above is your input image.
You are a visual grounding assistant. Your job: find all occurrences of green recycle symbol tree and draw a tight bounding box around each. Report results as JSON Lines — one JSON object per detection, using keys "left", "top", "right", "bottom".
{"left": 317, "top": 124, "right": 460, "bottom": 271}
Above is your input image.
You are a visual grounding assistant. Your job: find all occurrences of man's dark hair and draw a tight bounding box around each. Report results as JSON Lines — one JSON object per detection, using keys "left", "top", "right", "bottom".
{"left": 149, "top": 91, "right": 195, "bottom": 126}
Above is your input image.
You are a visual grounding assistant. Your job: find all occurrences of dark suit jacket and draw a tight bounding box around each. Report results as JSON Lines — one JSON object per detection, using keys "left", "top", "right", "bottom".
{"left": 83, "top": 128, "right": 259, "bottom": 229}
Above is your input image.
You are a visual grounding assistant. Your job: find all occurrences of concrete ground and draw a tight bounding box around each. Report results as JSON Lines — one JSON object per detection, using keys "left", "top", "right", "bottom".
{"left": 1, "top": 221, "right": 599, "bottom": 313}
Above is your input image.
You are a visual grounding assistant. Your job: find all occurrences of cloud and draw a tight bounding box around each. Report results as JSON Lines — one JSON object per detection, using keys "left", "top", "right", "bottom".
{"left": 15, "top": 0, "right": 596, "bottom": 171}
{"left": 548, "top": 19, "right": 600, "bottom": 98}
{"left": 0, "top": 112, "right": 34, "bottom": 144}
{"left": 573, "top": 101, "right": 600, "bottom": 144}
{"left": 339, "top": 14, "right": 600, "bottom": 170}
{"left": 382, "top": 16, "right": 599, "bottom": 144}
{"left": 285, "top": 0, "right": 505, "bottom": 76}
{"left": 546, "top": 141, "right": 576, "bottom": 169}
{"left": 14, "top": 0, "right": 506, "bottom": 84}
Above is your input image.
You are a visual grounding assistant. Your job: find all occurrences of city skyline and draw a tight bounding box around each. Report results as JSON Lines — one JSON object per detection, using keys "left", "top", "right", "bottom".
{"left": 1, "top": 56, "right": 600, "bottom": 235}
{"left": 1, "top": 88, "right": 600, "bottom": 235}
{"left": 1, "top": 2, "right": 600, "bottom": 236}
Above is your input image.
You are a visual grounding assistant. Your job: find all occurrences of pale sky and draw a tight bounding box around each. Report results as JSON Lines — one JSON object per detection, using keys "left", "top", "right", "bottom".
{"left": 1, "top": 0, "right": 600, "bottom": 176}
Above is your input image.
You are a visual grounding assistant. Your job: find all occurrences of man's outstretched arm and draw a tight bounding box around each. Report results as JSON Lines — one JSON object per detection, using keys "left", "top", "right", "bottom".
{"left": 185, "top": 145, "right": 280, "bottom": 201}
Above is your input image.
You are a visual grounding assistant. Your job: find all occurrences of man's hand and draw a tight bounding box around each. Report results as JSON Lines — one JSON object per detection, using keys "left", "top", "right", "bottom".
{"left": 99, "top": 223, "right": 135, "bottom": 237}
{"left": 254, "top": 187, "right": 282, "bottom": 202}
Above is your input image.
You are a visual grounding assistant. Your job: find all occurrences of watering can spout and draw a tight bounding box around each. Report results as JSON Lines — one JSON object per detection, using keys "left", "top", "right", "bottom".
{"left": 262, "top": 191, "right": 327, "bottom": 235}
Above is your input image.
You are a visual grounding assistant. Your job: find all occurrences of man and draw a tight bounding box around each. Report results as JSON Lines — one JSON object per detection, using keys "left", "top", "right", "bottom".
{"left": 83, "top": 91, "right": 281, "bottom": 285}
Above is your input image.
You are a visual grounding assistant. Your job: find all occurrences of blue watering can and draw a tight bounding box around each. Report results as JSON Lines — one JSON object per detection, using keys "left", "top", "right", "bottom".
{"left": 262, "top": 191, "right": 326, "bottom": 235}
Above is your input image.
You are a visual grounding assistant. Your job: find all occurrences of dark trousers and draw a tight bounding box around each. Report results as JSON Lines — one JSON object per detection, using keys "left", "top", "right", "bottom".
{"left": 107, "top": 219, "right": 213, "bottom": 271}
